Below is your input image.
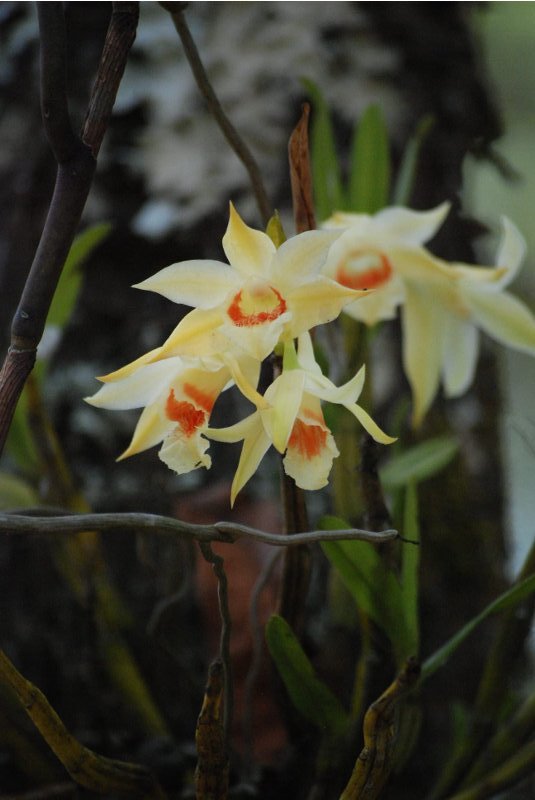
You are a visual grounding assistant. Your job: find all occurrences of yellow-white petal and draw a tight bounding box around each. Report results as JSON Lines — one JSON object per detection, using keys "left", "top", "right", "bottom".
{"left": 208, "top": 413, "right": 272, "bottom": 506}
{"left": 272, "top": 230, "right": 341, "bottom": 286}
{"left": 305, "top": 365, "right": 366, "bottom": 407}
{"left": 86, "top": 358, "right": 184, "bottom": 410}
{"left": 156, "top": 307, "right": 226, "bottom": 359}
{"left": 463, "top": 288, "right": 535, "bottom": 354}
{"left": 287, "top": 277, "right": 366, "bottom": 337}
{"left": 402, "top": 285, "right": 446, "bottom": 426}
{"left": 159, "top": 430, "right": 211, "bottom": 474}
{"left": 134, "top": 260, "right": 240, "bottom": 308}
{"left": 262, "top": 370, "right": 306, "bottom": 453}
{"left": 441, "top": 316, "right": 479, "bottom": 398}
{"left": 119, "top": 404, "right": 171, "bottom": 459}
{"left": 373, "top": 203, "right": 450, "bottom": 245}
{"left": 98, "top": 347, "right": 163, "bottom": 383}
{"left": 283, "top": 419, "right": 339, "bottom": 491}
{"left": 344, "top": 404, "right": 396, "bottom": 445}
{"left": 222, "top": 203, "right": 276, "bottom": 279}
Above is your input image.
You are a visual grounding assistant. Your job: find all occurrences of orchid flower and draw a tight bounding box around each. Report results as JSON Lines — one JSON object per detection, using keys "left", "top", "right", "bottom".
{"left": 323, "top": 206, "right": 534, "bottom": 425}
{"left": 322, "top": 203, "right": 451, "bottom": 325}
{"left": 85, "top": 355, "right": 258, "bottom": 476}
{"left": 208, "top": 334, "right": 395, "bottom": 505}
{"left": 130, "top": 204, "right": 367, "bottom": 362}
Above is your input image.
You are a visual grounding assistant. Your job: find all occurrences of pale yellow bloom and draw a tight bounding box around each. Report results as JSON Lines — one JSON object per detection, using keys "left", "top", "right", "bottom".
{"left": 132, "top": 203, "right": 366, "bottom": 361}
{"left": 208, "top": 334, "right": 395, "bottom": 505}
{"left": 323, "top": 207, "right": 533, "bottom": 425}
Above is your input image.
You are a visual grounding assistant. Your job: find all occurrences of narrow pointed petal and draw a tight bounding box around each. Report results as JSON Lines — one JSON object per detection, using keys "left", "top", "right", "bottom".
{"left": 442, "top": 317, "right": 479, "bottom": 397}
{"left": 263, "top": 370, "right": 306, "bottom": 452}
{"left": 493, "top": 217, "right": 527, "bottom": 289}
{"left": 222, "top": 203, "right": 276, "bottom": 278}
{"left": 345, "top": 404, "right": 396, "bottom": 444}
{"left": 464, "top": 288, "right": 535, "bottom": 354}
{"left": 296, "top": 332, "right": 322, "bottom": 375}
{"left": 402, "top": 286, "right": 445, "bottom": 426}
{"left": 288, "top": 277, "right": 366, "bottom": 337}
{"left": 273, "top": 230, "right": 341, "bottom": 285}
{"left": 86, "top": 358, "right": 184, "bottom": 409}
{"left": 134, "top": 260, "right": 240, "bottom": 307}
{"left": 119, "top": 405, "right": 171, "bottom": 459}
{"left": 98, "top": 347, "right": 163, "bottom": 383}
{"left": 305, "top": 365, "right": 366, "bottom": 406}
{"left": 157, "top": 308, "right": 225, "bottom": 358}
{"left": 374, "top": 202, "right": 450, "bottom": 245}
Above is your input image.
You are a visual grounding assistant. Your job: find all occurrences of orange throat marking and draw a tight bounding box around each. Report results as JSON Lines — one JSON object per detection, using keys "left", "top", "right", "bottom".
{"left": 227, "top": 285, "right": 287, "bottom": 327}
{"left": 336, "top": 251, "right": 393, "bottom": 291}
{"left": 288, "top": 419, "right": 327, "bottom": 460}
{"left": 165, "top": 389, "right": 206, "bottom": 437}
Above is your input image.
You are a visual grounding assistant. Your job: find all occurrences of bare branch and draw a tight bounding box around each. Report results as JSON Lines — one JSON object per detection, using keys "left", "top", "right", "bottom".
{"left": 0, "top": 4, "right": 139, "bottom": 457}
{"left": 162, "top": 3, "right": 272, "bottom": 226}
{"left": 0, "top": 510, "right": 398, "bottom": 547}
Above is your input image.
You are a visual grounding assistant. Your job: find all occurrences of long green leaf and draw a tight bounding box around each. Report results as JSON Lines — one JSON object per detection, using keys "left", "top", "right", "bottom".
{"left": 393, "top": 114, "right": 435, "bottom": 206}
{"left": 266, "top": 614, "right": 349, "bottom": 736}
{"left": 421, "top": 574, "right": 535, "bottom": 682}
{"left": 401, "top": 481, "right": 420, "bottom": 657}
{"left": 321, "top": 515, "right": 412, "bottom": 663}
{"left": 348, "top": 104, "right": 390, "bottom": 213}
{"left": 303, "top": 78, "right": 346, "bottom": 220}
{"left": 380, "top": 435, "right": 459, "bottom": 489}
{"left": 47, "top": 223, "right": 111, "bottom": 328}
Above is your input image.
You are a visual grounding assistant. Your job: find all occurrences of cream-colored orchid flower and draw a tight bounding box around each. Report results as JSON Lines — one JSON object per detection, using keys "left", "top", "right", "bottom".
{"left": 399, "top": 216, "right": 532, "bottom": 424}
{"left": 131, "top": 204, "right": 366, "bottom": 362}
{"left": 208, "top": 334, "right": 395, "bottom": 505}
{"left": 85, "top": 355, "right": 255, "bottom": 476}
{"left": 324, "top": 207, "right": 534, "bottom": 426}
{"left": 322, "top": 203, "right": 451, "bottom": 325}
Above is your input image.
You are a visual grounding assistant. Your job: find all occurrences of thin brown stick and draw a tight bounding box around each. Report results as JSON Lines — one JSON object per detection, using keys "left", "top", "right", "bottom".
{"left": 162, "top": 2, "right": 272, "bottom": 226}
{"left": 0, "top": 510, "right": 398, "bottom": 547}
{"left": 0, "top": 4, "right": 139, "bottom": 457}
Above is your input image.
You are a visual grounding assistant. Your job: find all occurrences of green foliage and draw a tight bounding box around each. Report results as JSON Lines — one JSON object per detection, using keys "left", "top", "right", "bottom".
{"left": 265, "top": 614, "right": 350, "bottom": 737}
{"left": 46, "top": 223, "right": 111, "bottom": 328}
{"left": 302, "top": 79, "right": 346, "bottom": 220}
{"left": 380, "top": 435, "right": 459, "bottom": 489}
{"left": 348, "top": 104, "right": 391, "bottom": 214}
{"left": 393, "top": 114, "right": 435, "bottom": 206}
{"left": 0, "top": 472, "right": 40, "bottom": 510}
{"left": 321, "top": 515, "right": 414, "bottom": 664}
{"left": 401, "top": 481, "right": 420, "bottom": 657}
{"left": 421, "top": 573, "right": 535, "bottom": 682}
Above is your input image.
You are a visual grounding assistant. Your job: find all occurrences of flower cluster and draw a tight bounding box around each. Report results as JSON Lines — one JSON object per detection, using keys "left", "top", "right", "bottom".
{"left": 87, "top": 201, "right": 535, "bottom": 500}
{"left": 86, "top": 205, "right": 394, "bottom": 504}
{"left": 322, "top": 205, "right": 534, "bottom": 424}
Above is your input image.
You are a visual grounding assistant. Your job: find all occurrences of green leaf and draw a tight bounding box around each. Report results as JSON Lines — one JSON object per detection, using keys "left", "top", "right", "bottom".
{"left": 303, "top": 79, "right": 346, "bottom": 220}
{"left": 4, "top": 388, "right": 40, "bottom": 473}
{"left": 321, "top": 515, "right": 412, "bottom": 663}
{"left": 421, "top": 574, "right": 535, "bottom": 682}
{"left": 0, "top": 472, "right": 40, "bottom": 510}
{"left": 380, "top": 435, "right": 459, "bottom": 489}
{"left": 46, "top": 223, "right": 111, "bottom": 329}
{"left": 393, "top": 114, "right": 435, "bottom": 206}
{"left": 348, "top": 104, "right": 390, "bottom": 213}
{"left": 401, "top": 482, "right": 420, "bottom": 656}
{"left": 266, "top": 614, "right": 349, "bottom": 736}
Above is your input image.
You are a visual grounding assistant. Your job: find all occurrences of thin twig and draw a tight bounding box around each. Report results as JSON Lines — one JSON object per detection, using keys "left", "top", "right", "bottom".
{"left": 199, "top": 543, "right": 234, "bottom": 746}
{"left": 0, "top": 4, "right": 139, "bottom": 456}
{"left": 0, "top": 510, "right": 398, "bottom": 547}
{"left": 162, "top": 2, "right": 272, "bottom": 225}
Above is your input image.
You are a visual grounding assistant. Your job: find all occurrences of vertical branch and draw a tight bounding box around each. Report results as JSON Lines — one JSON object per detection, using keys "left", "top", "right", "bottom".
{"left": 162, "top": 2, "right": 272, "bottom": 226}
{"left": 199, "top": 542, "right": 234, "bottom": 747}
{"left": 0, "top": 3, "right": 139, "bottom": 457}
{"left": 277, "top": 105, "right": 314, "bottom": 630}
